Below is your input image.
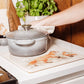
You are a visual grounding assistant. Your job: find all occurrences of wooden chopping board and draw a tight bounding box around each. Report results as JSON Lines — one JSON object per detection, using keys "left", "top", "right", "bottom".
{"left": 7, "top": 0, "right": 20, "bottom": 31}
{"left": 0, "top": 0, "right": 20, "bottom": 33}
{"left": 0, "top": 67, "right": 9, "bottom": 82}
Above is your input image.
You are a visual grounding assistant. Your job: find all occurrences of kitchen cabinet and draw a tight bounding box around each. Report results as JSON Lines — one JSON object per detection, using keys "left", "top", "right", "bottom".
{"left": 71, "top": 0, "right": 84, "bottom": 47}
{"left": 53, "top": 0, "right": 71, "bottom": 42}
{"left": 7, "top": 0, "right": 84, "bottom": 47}
{"left": 61, "top": 76, "right": 84, "bottom": 84}
{"left": 40, "top": 71, "right": 84, "bottom": 84}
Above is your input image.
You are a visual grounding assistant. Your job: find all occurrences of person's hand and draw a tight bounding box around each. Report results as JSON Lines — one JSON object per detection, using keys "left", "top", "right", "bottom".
{"left": 30, "top": 17, "right": 52, "bottom": 26}
{"left": 30, "top": 20, "right": 41, "bottom": 26}
{"left": 30, "top": 19, "right": 47, "bottom": 26}
{"left": 30, "top": 19, "right": 55, "bottom": 34}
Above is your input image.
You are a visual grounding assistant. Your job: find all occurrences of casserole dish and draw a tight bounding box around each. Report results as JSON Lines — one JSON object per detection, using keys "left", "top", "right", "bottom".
{"left": 6, "top": 25, "right": 49, "bottom": 57}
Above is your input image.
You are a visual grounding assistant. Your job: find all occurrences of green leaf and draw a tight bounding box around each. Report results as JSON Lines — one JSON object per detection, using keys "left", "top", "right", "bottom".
{"left": 21, "top": 7, "right": 26, "bottom": 11}
{"left": 38, "top": 3, "right": 43, "bottom": 9}
{"left": 23, "top": 1, "right": 28, "bottom": 10}
{"left": 16, "top": 1, "right": 21, "bottom": 7}
{"left": 16, "top": 0, "right": 58, "bottom": 16}
{"left": 51, "top": 0, "right": 55, "bottom": 4}
{"left": 35, "top": 11, "right": 40, "bottom": 16}
{"left": 17, "top": 11, "right": 25, "bottom": 18}
{"left": 23, "top": 16, "right": 26, "bottom": 21}
{"left": 33, "top": 0, "right": 39, "bottom": 8}
{"left": 54, "top": 6, "right": 57, "bottom": 11}
{"left": 29, "top": 9, "right": 34, "bottom": 16}
{"left": 16, "top": 8, "right": 20, "bottom": 12}
{"left": 50, "top": 4, "right": 53, "bottom": 9}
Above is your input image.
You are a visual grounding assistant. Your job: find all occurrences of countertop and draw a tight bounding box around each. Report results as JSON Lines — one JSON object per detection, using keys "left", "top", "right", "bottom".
{"left": 0, "top": 37, "right": 84, "bottom": 84}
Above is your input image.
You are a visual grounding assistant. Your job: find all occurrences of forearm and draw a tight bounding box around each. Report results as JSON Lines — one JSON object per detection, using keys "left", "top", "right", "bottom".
{"left": 43, "top": 1, "right": 84, "bottom": 26}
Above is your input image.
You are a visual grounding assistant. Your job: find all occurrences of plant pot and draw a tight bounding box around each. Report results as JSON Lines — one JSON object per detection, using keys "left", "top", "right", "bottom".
{"left": 20, "top": 15, "right": 48, "bottom": 25}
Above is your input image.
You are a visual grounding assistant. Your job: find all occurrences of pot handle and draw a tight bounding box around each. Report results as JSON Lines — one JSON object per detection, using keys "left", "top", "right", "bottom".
{"left": 14, "top": 40, "right": 35, "bottom": 46}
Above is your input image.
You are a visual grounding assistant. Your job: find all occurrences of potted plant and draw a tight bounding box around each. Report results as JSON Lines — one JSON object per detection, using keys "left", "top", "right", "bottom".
{"left": 16, "top": 0, "right": 57, "bottom": 24}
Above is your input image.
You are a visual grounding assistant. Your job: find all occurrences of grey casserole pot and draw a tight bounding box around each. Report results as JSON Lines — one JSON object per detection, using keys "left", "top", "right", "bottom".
{"left": 6, "top": 28, "right": 48, "bottom": 57}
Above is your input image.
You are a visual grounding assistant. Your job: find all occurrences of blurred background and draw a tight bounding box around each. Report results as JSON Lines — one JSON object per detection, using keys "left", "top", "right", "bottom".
{"left": 0, "top": 0, "right": 84, "bottom": 47}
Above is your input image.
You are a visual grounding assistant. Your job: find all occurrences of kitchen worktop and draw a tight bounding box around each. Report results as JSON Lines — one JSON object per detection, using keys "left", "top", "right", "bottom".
{"left": 0, "top": 37, "right": 84, "bottom": 84}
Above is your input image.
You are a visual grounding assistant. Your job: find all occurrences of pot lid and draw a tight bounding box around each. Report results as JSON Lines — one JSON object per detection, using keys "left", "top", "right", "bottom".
{"left": 6, "top": 29, "right": 47, "bottom": 40}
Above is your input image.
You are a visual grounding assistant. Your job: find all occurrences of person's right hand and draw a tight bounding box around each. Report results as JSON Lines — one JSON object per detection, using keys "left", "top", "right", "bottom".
{"left": 30, "top": 16, "right": 53, "bottom": 26}
{"left": 30, "top": 18, "right": 55, "bottom": 34}
{"left": 30, "top": 20, "right": 41, "bottom": 26}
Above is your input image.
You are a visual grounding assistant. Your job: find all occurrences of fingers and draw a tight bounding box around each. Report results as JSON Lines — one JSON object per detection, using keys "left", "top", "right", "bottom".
{"left": 30, "top": 20, "right": 55, "bottom": 34}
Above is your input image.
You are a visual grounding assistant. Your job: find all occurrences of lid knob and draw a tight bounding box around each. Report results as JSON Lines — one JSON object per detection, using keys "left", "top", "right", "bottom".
{"left": 22, "top": 24, "right": 32, "bottom": 31}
